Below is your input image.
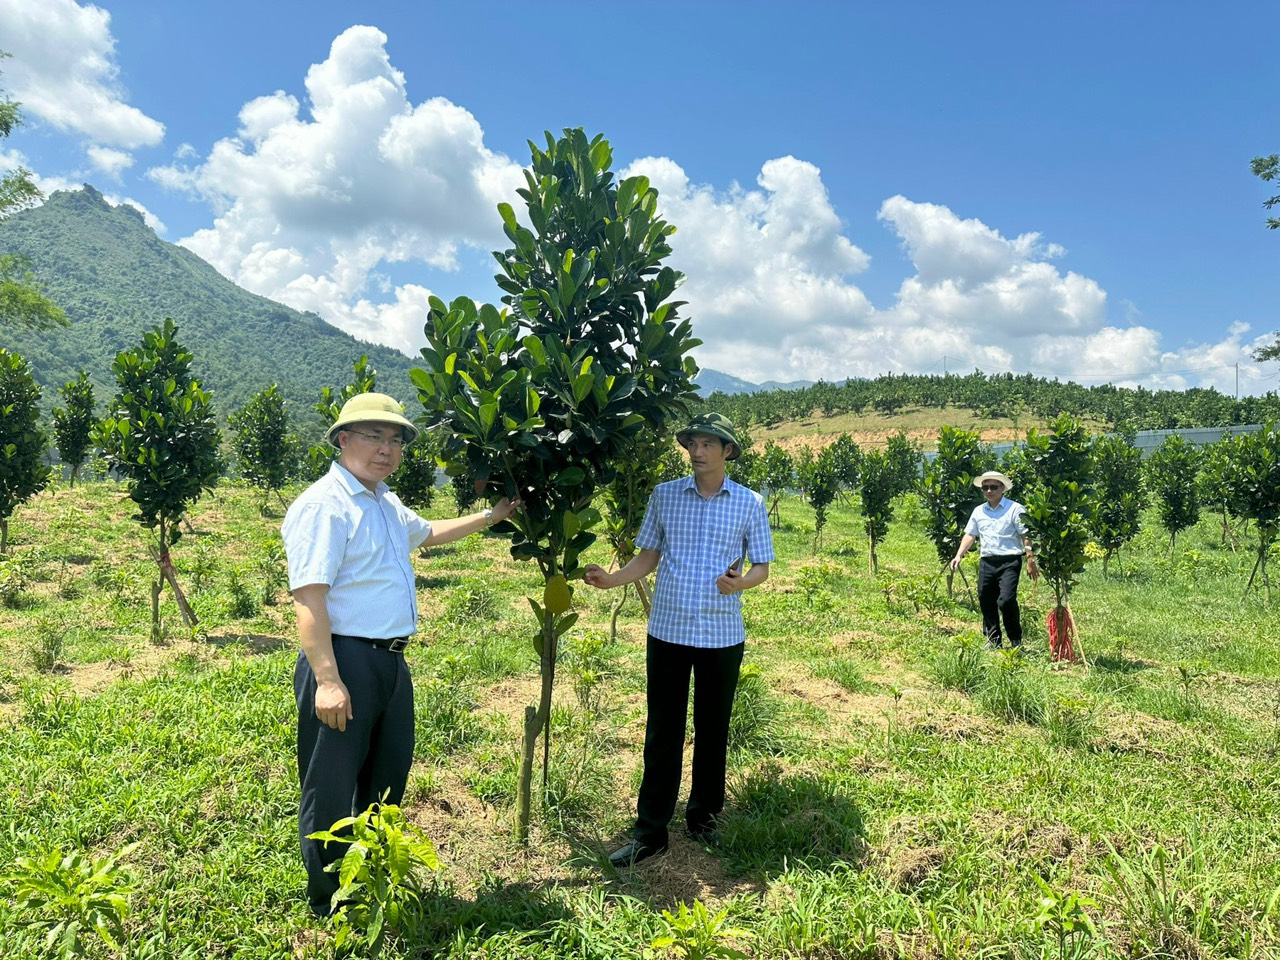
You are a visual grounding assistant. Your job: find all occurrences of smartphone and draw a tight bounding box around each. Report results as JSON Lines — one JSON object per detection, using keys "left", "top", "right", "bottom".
{"left": 727, "top": 555, "right": 744, "bottom": 575}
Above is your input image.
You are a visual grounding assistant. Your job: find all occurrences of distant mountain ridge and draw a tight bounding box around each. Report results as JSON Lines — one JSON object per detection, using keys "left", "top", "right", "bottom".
{"left": 695, "top": 368, "right": 813, "bottom": 396}
{"left": 0, "top": 185, "right": 418, "bottom": 433}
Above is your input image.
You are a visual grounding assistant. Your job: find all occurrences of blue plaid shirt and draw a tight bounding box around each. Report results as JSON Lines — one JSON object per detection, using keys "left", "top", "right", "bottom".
{"left": 636, "top": 474, "right": 775, "bottom": 648}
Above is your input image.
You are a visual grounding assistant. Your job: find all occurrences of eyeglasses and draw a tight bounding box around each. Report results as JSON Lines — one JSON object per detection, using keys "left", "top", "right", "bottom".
{"left": 981, "top": 484, "right": 1002, "bottom": 491}
{"left": 346, "top": 429, "right": 405, "bottom": 449}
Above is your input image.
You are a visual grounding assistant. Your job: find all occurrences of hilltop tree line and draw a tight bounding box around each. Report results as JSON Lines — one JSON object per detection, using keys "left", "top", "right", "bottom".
{"left": 692, "top": 370, "right": 1280, "bottom": 434}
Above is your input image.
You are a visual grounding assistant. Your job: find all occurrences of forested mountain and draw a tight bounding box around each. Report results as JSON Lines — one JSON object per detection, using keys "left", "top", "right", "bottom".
{"left": 0, "top": 185, "right": 417, "bottom": 433}
{"left": 694, "top": 368, "right": 813, "bottom": 395}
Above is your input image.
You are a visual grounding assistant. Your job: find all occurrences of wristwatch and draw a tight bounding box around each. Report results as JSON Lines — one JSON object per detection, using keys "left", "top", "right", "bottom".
{"left": 483, "top": 508, "right": 494, "bottom": 526}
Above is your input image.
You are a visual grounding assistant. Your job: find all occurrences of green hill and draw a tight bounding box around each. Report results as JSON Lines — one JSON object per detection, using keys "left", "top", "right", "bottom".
{"left": 0, "top": 185, "right": 418, "bottom": 435}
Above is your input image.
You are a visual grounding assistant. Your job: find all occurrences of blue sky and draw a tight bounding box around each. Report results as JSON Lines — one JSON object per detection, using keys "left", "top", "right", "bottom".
{"left": 2, "top": 0, "right": 1278, "bottom": 394}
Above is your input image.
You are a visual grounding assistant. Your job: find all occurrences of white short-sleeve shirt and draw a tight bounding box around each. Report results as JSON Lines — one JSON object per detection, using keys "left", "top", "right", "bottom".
{"left": 963, "top": 498, "right": 1029, "bottom": 558}
{"left": 282, "top": 461, "right": 431, "bottom": 639}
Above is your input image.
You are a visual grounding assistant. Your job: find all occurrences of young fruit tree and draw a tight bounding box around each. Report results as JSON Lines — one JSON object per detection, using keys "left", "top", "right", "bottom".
{"left": 94, "top": 320, "right": 222, "bottom": 640}
{"left": 0, "top": 349, "right": 51, "bottom": 553}
{"left": 760, "top": 440, "right": 794, "bottom": 528}
{"left": 1226, "top": 423, "right": 1280, "bottom": 602}
{"left": 1090, "top": 433, "right": 1147, "bottom": 576}
{"left": 796, "top": 445, "right": 841, "bottom": 551}
{"left": 51, "top": 372, "right": 96, "bottom": 488}
{"left": 857, "top": 447, "right": 900, "bottom": 575}
{"left": 1198, "top": 437, "right": 1244, "bottom": 549}
{"left": 413, "top": 129, "right": 700, "bottom": 840}
{"left": 229, "top": 384, "right": 294, "bottom": 510}
{"left": 1145, "top": 434, "right": 1202, "bottom": 555}
{"left": 919, "top": 425, "right": 989, "bottom": 596}
{"left": 1020, "top": 415, "right": 1097, "bottom": 663}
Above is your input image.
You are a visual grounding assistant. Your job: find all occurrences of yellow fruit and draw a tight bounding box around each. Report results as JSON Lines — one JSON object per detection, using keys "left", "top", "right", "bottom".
{"left": 543, "top": 574, "right": 571, "bottom": 615}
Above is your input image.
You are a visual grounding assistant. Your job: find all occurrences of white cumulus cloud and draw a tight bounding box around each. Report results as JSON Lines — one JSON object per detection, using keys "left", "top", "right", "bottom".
{"left": 0, "top": 0, "right": 165, "bottom": 155}
{"left": 624, "top": 154, "right": 875, "bottom": 381}
{"left": 86, "top": 144, "right": 132, "bottom": 178}
{"left": 148, "top": 25, "right": 525, "bottom": 354}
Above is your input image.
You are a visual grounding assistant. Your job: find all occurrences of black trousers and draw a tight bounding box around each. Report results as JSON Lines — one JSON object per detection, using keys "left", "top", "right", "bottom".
{"left": 977, "top": 554, "right": 1024, "bottom": 647}
{"left": 634, "top": 635, "right": 745, "bottom": 849}
{"left": 295, "top": 635, "right": 415, "bottom": 914}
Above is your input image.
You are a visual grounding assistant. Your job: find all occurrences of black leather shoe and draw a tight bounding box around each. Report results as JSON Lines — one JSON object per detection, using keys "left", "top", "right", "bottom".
{"left": 608, "top": 840, "right": 667, "bottom": 868}
{"left": 687, "top": 824, "right": 720, "bottom": 846}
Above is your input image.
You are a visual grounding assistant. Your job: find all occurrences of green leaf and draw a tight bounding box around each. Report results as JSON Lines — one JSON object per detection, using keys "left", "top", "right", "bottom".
{"left": 556, "top": 466, "right": 586, "bottom": 486}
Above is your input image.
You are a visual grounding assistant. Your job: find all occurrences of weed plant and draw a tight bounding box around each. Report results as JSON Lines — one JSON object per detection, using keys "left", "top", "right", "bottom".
{"left": 977, "top": 649, "right": 1049, "bottom": 725}
{"left": 929, "top": 633, "right": 988, "bottom": 693}
{"left": 27, "top": 614, "right": 66, "bottom": 672}
{"left": 727, "top": 663, "right": 787, "bottom": 757}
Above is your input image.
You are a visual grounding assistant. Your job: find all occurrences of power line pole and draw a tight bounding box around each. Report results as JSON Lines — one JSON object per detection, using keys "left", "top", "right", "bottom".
{"left": 1236, "top": 362, "right": 1240, "bottom": 399}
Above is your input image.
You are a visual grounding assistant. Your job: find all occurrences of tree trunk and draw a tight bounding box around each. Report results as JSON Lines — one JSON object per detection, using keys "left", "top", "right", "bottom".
{"left": 0, "top": 518, "right": 7, "bottom": 554}
{"left": 945, "top": 568, "right": 954, "bottom": 598}
{"left": 635, "top": 576, "right": 652, "bottom": 617}
{"left": 868, "top": 534, "right": 877, "bottom": 576}
{"left": 69, "top": 464, "right": 80, "bottom": 489}
{"left": 608, "top": 583, "right": 629, "bottom": 644}
{"left": 1102, "top": 550, "right": 1111, "bottom": 578}
{"left": 515, "top": 617, "right": 558, "bottom": 842}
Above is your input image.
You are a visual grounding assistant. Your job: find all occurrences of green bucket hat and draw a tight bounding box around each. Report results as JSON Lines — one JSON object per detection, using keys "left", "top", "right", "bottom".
{"left": 326, "top": 393, "right": 420, "bottom": 448}
{"left": 676, "top": 413, "right": 741, "bottom": 460}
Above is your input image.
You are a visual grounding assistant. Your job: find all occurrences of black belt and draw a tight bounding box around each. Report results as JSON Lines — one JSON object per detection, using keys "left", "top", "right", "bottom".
{"left": 333, "top": 633, "right": 412, "bottom": 653}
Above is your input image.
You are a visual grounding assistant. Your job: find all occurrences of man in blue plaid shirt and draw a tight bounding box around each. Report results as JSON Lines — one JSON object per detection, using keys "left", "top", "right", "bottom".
{"left": 585, "top": 413, "right": 774, "bottom": 867}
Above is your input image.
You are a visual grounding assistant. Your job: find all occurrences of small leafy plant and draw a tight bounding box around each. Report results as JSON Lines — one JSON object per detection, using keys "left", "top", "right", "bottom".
{"left": 307, "top": 801, "right": 440, "bottom": 954}
{"left": 4, "top": 842, "right": 136, "bottom": 958}
{"left": 650, "top": 899, "right": 751, "bottom": 960}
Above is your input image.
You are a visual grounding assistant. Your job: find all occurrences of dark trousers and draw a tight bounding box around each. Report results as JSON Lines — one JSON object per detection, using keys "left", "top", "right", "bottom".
{"left": 978, "top": 554, "right": 1024, "bottom": 647}
{"left": 634, "top": 635, "right": 745, "bottom": 849}
{"left": 295, "top": 635, "right": 415, "bottom": 914}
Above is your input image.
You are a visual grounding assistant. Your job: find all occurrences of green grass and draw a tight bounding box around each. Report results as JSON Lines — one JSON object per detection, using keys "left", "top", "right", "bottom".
{"left": 0, "top": 477, "right": 1277, "bottom": 958}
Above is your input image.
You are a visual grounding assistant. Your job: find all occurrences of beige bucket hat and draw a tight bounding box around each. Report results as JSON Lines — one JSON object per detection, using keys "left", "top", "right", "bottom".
{"left": 326, "top": 393, "right": 419, "bottom": 448}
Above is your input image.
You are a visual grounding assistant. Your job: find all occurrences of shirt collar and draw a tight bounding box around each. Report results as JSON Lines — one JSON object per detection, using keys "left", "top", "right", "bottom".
{"left": 679, "top": 473, "right": 732, "bottom": 498}
{"left": 329, "top": 460, "right": 387, "bottom": 498}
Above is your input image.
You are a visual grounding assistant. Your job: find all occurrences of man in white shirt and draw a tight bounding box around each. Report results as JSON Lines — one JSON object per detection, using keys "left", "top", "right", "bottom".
{"left": 282, "top": 393, "right": 517, "bottom": 915}
{"left": 950, "top": 470, "right": 1039, "bottom": 649}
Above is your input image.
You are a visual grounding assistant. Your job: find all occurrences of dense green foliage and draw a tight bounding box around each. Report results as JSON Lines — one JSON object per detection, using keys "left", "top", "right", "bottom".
{"left": 796, "top": 446, "right": 840, "bottom": 549}
{"left": 1225, "top": 423, "right": 1280, "bottom": 600}
{"left": 228, "top": 384, "right": 295, "bottom": 504}
{"left": 695, "top": 369, "right": 1280, "bottom": 433}
{"left": 920, "top": 425, "right": 989, "bottom": 571}
{"left": 51, "top": 371, "right": 96, "bottom": 487}
{"left": 0, "top": 349, "right": 50, "bottom": 552}
{"left": 1020, "top": 415, "right": 1097, "bottom": 614}
{"left": 1090, "top": 434, "right": 1147, "bottom": 574}
{"left": 0, "top": 186, "right": 417, "bottom": 430}
{"left": 95, "top": 319, "right": 222, "bottom": 638}
{"left": 759, "top": 440, "right": 794, "bottom": 527}
{"left": 416, "top": 130, "right": 701, "bottom": 839}
{"left": 1145, "top": 435, "right": 1203, "bottom": 553}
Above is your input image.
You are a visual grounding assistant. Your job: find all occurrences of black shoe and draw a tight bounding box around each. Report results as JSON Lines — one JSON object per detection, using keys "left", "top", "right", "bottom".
{"left": 687, "top": 824, "right": 720, "bottom": 846}
{"left": 608, "top": 840, "right": 667, "bottom": 868}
